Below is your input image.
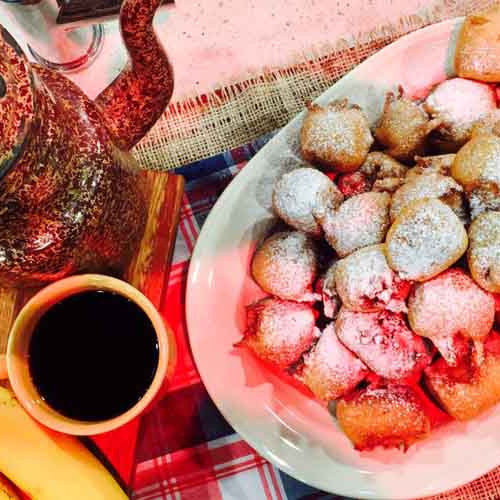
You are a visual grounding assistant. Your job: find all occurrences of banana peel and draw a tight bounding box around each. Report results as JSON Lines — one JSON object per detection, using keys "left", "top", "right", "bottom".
{"left": 0, "top": 386, "right": 128, "bottom": 499}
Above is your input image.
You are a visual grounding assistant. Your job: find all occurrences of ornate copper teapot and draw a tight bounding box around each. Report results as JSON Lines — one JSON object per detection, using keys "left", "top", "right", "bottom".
{"left": 0, "top": 0, "right": 173, "bottom": 287}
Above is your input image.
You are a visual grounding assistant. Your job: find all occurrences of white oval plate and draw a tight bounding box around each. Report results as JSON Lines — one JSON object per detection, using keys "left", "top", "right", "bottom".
{"left": 186, "top": 19, "right": 500, "bottom": 499}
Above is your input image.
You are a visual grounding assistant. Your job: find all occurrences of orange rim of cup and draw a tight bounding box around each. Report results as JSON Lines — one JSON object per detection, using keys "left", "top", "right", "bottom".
{"left": 7, "top": 274, "right": 173, "bottom": 436}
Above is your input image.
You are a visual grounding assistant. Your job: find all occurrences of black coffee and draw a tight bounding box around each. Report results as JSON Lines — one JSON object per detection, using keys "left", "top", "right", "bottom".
{"left": 28, "top": 290, "right": 159, "bottom": 422}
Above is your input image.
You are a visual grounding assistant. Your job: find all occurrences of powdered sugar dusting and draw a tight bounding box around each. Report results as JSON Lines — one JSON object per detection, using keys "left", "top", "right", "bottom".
{"left": 468, "top": 211, "right": 500, "bottom": 292}
{"left": 386, "top": 199, "right": 467, "bottom": 281}
{"left": 468, "top": 189, "right": 497, "bottom": 220}
{"left": 337, "top": 384, "right": 430, "bottom": 451}
{"left": 297, "top": 323, "right": 367, "bottom": 402}
{"left": 405, "top": 154, "right": 456, "bottom": 182}
{"left": 252, "top": 231, "right": 319, "bottom": 301}
{"left": 390, "top": 172, "right": 463, "bottom": 221}
{"left": 300, "top": 101, "right": 373, "bottom": 170}
{"left": 303, "top": 108, "right": 355, "bottom": 158}
{"left": 320, "top": 192, "right": 391, "bottom": 257}
{"left": 424, "top": 78, "right": 496, "bottom": 144}
{"left": 408, "top": 269, "right": 495, "bottom": 366}
{"left": 455, "top": 134, "right": 500, "bottom": 218}
{"left": 335, "top": 307, "right": 431, "bottom": 379}
{"left": 476, "top": 139, "right": 500, "bottom": 187}
{"left": 272, "top": 167, "right": 343, "bottom": 235}
{"left": 335, "top": 244, "right": 407, "bottom": 313}
{"left": 243, "top": 298, "right": 317, "bottom": 368}
{"left": 359, "top": 385, "right": 421, "bottom": 413}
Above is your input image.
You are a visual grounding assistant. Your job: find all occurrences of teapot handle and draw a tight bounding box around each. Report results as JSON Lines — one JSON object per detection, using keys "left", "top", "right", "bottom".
{"left": 95, "top": 0, "right": 174, "bottom": 151}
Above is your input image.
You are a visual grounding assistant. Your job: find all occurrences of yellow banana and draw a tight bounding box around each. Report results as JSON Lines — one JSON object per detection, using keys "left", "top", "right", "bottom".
{"left": 0, "top": 474, "right": 21, "bottom": 500}
{"left": 0, "top": 356, "right": 6, "bottom": 381}
{"left": 0, "top": 386, "right": 128, "bottom": 500}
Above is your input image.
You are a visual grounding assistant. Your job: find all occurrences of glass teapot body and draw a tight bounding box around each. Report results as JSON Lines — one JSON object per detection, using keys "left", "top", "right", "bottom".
{"left": 0, "top": 0, "right": 173, "bottom": 287}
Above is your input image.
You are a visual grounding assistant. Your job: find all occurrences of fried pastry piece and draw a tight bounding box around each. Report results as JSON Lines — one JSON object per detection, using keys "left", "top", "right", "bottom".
{"left": 336, "top": 171, "right": 371, "bottom": 197}
{"left": 336, "top": 384, "right": 431, "bottom": 451}
{"left": 300, "top": 100, "right": 373, "bottom": 172}
{"left": 272, "top": 167, "right": 343, "bottom": 236}
{"left": 451, "top": 133, "right": 500, "bottom": 219}
{"left": 374, "top": 87, "right": 441, "bottom": 162}
{"left": 336, "top": 152, "right": 408, "bottom": 196}
{"left": 390, "top": 172, "right": 464, "bottom": 222}
{"left": 316, "top": 260, "right": 341, "bottom": 319}
{"left": 385, "top": 199, "right": 468, "bottom": 281}
{"left": 405, "top": 154, "right": 456, "bottom": 181}
{"left": 468, "top": 211, "right": 500, "bottom": 293}
{"left": 408, "top": 269, "right": 495, "bottom": 366}
{"left": 470, "top": 112, "right": 500, "bottom": 137}
{"left": 251, "top": 231, "right": 319, "bottom": 301}
{"left": 360, "top": 151, "right": 408, "bottom": 178}
{"left": 296, "top": 323, "right": 367, "bottom": 403}
{"left": 424, "top": 78, "right": 497, "bottom": 151}
{"left": 424, "top": 333, "right": 500, "bottom": 420}
{"left": 335, "top": 244, "right": 410, "bottom": 313}
{"left": 360, "top": 151, "right": 408, "bottom": 193}
{"left": 237, "top": 298, "right": 318, "bottom": 369}
{"left": 318, "top": 192, "right": 391, "bottom": 257}
{"left": 455, "top": 6, "right": 500, "bottom": 82}
{"left": 335, "top": 307, "right": 431, "bottom": 380}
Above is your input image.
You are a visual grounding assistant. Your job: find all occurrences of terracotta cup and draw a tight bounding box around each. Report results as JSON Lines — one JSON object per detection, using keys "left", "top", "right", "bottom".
{"left": 1, "top": 274, "right": 174, "bottom": 435}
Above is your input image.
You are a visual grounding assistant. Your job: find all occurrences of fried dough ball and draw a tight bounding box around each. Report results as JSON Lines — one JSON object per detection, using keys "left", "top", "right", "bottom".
{"left": 251, "top": 231, "right": 319, "bottom": 301}
{"left": 469, "top": 112, "right": 500, "bottom": 137}
{"left": 468, "top": 211, "right": 500, "bottom": 293}
{"left": 455, "top": 6, "right": 500, "bottom": 82}
{"left": 405, "top": 154, "right": 456, "bottom": 181}
{"left": 403, "top": 156, "right": 467, "bottom": 223}
{"left": 424, "top": 333, "right": 500, "bottom": 420}
{"left": 360, "top": 151, "right": 408, "bottom": 178}
{"left": 408, "top": 269, "right": 495, "bottom": 366}
{"left": 451, "top": 133, "right": 500, "bottom": 219}
{"left": 385, "top": 199, "right": 468, "bottom": 281}
{"left": 335, "top": 244, "right": 410, "bottom": 313}
{"left": 336, "top": 152, "right": 409, "bottom": 197}
{"left": 272, "top": 167, "right": 344, "bottom": 236}
{"left": 336, "top": 170, "right": 371, "bottom": 197}
{"left": 371, "top": 177, "right": 405, "bottom": 194}
{"left": 390, "top": 172, "right": 465, "bottom": 222}
{"left": 296, "top": 323, "right": 367, "bottom": 403}
{"left": 424, "top": 78, "right": 497, "bottom": 151}
{"left": 318, "top": 192, "right": 391, "bottom": 257}
{"left": 335, "top": 308, "right": 431, "bottom": 380}
{"left": 360, "top": 151, "right": 408, "bottom": 193}
{"left": 374, "top": 87, "right": 441, "bottom": 162}
{"left": 238, "top": 298, "right": 318, "bottom": 369}
{"left": 300, "top": 100, "right": 373, "bottom": 172}
{"left": 316, "top": 260, "right": 341, "bottom": 319}
{"left": 336, "top": 384, "right": 431, "bottom": 451}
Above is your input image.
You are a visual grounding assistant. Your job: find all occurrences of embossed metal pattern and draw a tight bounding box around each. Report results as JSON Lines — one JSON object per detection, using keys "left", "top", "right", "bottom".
{"left": 0, "top": 0, "right": 173, "bottom": 287}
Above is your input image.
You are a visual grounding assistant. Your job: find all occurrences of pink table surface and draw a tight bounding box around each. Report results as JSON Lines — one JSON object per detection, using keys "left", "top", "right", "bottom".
{"left": 0, "top": 0, "right": 430, "bottom": 101}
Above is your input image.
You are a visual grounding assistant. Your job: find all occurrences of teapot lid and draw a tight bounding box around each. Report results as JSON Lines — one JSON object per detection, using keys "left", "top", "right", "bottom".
{"left": 0, "top": 25, "right": 35, "bottom": 181}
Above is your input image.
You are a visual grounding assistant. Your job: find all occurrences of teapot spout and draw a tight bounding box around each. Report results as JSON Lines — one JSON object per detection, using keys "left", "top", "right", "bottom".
{"left": 95, "top": 0, "right": 173, "bottom": 151}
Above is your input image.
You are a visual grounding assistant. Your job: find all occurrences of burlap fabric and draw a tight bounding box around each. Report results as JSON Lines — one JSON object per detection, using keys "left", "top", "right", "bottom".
{"left": 135, "top": 0, "right": 500, "bottom": 497}
{"left": 133, "top": 0, "right": 497, "bottom": 172}
{"left": 422, "top": 472, "right": 500, "bottom": 500}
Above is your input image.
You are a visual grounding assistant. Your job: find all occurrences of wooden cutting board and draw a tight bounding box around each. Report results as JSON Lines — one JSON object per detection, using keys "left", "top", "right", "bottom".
{"left": 0, "top": 169, "right": 184, "bottom": 495}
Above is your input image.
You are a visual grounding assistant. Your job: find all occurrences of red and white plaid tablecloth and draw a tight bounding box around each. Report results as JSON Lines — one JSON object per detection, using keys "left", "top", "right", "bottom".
{"left": 130, "top": 133, "right": 349, "bottom": 500}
